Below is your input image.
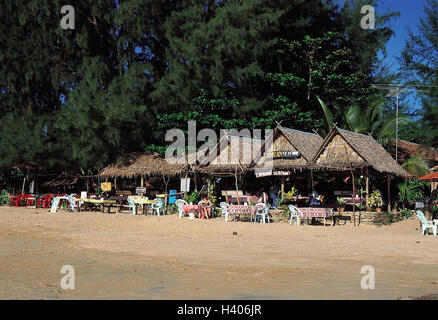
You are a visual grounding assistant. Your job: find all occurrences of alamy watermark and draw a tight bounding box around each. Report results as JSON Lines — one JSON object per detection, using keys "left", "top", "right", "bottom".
{"left": 360, "top": 265, "right": 375, "bottom": 290}
{"left": 165, "top": 121, "right": 274, "bottom": 171}
{"left": 60, "top": 5, "right": 75, "bottom": 30}
{"left": 60, "top": 265, "right": 75, "bottom": 290}
{"left": 361, "top": 5, "right": 375, "bottom": 30}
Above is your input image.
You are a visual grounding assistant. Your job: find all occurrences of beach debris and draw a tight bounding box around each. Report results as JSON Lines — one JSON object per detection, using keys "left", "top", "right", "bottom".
{"left": 233, "top": 231, "right": 238, "bottom": 236}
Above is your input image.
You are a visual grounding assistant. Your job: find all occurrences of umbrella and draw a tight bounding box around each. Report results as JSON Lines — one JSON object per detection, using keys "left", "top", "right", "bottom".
{"left": 418, "top": 172, "right": 438, "bottom": 182}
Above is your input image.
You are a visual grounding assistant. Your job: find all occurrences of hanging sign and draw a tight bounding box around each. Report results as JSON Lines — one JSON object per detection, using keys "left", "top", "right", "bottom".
{"left": 101, "top": 182, "right": 112, "bottom": 192}
{"left": 136, "top": 187, "right": 146, "bottom": 195}
{"left": 267, "top": 150, "right": 301, "bottom": 159}
{"left": 255, "top": 170, "right": 291, "bottom": 178}
{"left": 180, "top": 178, "right": 191, "bottom": 192}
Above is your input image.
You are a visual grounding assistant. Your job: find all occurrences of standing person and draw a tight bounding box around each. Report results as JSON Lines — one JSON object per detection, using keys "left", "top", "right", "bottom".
{"left": 269, "top": 184, "right": 279, "bottom": 209}
{"left": 199, "top": 196, "right": 212, "bottom": 219}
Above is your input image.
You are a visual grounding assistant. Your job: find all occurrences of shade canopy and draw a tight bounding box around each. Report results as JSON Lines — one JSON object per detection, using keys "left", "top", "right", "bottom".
{"left": 418, "top": 172, "right": 438, "bottom": 182}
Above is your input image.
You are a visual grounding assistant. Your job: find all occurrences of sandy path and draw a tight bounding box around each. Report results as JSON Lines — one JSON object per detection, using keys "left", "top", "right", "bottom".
{"left": 0, "top": 206, "right": 437, "bottom": 299}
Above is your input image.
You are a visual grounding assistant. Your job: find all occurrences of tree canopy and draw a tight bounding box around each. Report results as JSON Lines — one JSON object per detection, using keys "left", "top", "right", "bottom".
{"left": 0, "top": 0, "right": 401, "bottom": 174}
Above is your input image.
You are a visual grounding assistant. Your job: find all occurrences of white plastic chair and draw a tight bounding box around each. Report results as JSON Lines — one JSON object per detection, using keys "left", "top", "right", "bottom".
{"left": 127, "top": 196, "right": 136, "bottom": 215}
{"left": 416, "top": 210, "right": 437, "bottom": 236}
{"left": 152, "top": 198, "right": 165, "bottom": 216}
{"left": 288, "top": 205, "right": 299, "bottom": 225}
{"left": 67, "top": 195, "right": 77, "bottom": 213}
{"left": 176, "top": 199, "right": 188, "bottom": 218}
{"left": 220, "top": 202, "right": 232, "bottom": 222}
{"left": 254, "top": 203, "right": 269, "bottom": 223}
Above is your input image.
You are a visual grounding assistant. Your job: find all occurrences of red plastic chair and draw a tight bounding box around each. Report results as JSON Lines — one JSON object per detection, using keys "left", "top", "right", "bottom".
{"left": 24, "top": 194, "right": 36, "bottom": 207}
{"left": 10, "top": 194, "right": 24, "bottom": 207}
{"left": 38, "top": 194, "right": 53, "bottom": 209}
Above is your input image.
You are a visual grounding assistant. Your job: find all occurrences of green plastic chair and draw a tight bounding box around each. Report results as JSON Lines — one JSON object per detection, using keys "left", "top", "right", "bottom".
{"left": 416, "top": 210, "right": 437, "bottom": 236}
{"left": 152, "top": 198, "right": 165, "bottom": 216}
{"left": 127, "top": 197, "right": 136, "bottom": 215}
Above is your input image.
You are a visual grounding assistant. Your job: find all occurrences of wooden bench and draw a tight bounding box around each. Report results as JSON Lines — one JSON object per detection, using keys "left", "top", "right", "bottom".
{"left": 221, "top": 190, "right": 243, "bottom": 203}
{"left": 116, "top": 190, "right": 132, "bottom": 196}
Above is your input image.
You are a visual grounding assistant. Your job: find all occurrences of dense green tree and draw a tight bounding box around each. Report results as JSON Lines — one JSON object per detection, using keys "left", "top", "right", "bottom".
{"left": 0, "top": 0, "right": 401, "bottom": 175}
{"left": 399, "top": 0, "right": 438, "bottom": 148}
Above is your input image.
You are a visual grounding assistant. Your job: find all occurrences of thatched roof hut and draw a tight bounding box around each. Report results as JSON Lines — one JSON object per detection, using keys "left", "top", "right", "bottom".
{"left": 98, "top": 152, "right": 185, "bottom": 179}
{"left": 312, "top": 126, "right": 408, "bottom": 177}
{"left": 253, "top": 126, "right": 323, "bottom": 175}
{"left": 388, "top": 139, "right": 438, "bottom": 167}
{"left": 194, "top": 135, "right": 264, "bottom": 175}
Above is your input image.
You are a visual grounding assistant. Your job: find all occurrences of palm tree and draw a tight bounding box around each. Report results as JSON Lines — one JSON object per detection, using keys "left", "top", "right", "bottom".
{"left": 316, "top": 95, "right": 409, "bottom": 145}
{"left": 401, "top": 155, "right": 430, "bottom": 178}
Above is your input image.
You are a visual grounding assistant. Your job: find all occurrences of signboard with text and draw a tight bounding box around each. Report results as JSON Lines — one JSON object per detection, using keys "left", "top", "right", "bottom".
{"left": 266, "top": 150, "right": 301, "bottom": 159}
{"left": 136, "top": 187, "right": 146, "bottom": 194}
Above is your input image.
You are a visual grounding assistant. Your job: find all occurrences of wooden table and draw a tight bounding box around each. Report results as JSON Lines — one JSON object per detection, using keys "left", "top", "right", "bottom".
{"left": 110, "top": 195, "right": 128, "bottom": 213}
{"left": 88, "top": 199, "right": 117, "bottom": 213}
{"left": 133, "top": 198, "right": 156, "bottom": 215}
{"left": 75, "top": 198, "right": 117, "bottom": 213}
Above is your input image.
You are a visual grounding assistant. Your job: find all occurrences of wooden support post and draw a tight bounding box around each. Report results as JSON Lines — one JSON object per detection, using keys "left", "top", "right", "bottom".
{"left": 365, "top": 168, "right": 369, "bottom": 208}
{"left": 225, "top": 190, "right": 229, "bottom": 203}
{"left": 114, "top": 177, "right": 117, "bottom": 190}
{"left": 281, "top": 177, "right": 285, "bottom": 199}
{"left": 234, "top": 168, "right": 240, "bottom": 205}
{"left": 387, "top": 173, "right": 391, "bottom": 212}
{"left": 140, "top": 175, "right": 144, "bottom": 187}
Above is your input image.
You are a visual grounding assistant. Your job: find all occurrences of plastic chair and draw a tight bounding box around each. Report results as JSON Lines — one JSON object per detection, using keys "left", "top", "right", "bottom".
{"left": 220, "top": 202, "right": 232, "bottom": 222}
{"left": 10, "top": 194, "right": 23, "bottom": 207}
{"left": 67, "top": 196, "right": 77, "bottom": 213}
{"left": 175, "top": 199, "right": 188, "bottom": 218}
{"left": 416, "top": 210, "right": 437, "bottom": 236}
{"left": 127, "top": 196, "right": 136, "bottom": 215}
{"left": 254, "top": 203, "right": 269, "bottom": 223}
{"left": 288, "top": 205, "right": 300, "bottom": 225}
{"left": 152, "top": 198, "right": 165, "bottom": 216}
{"left": 24, "top": 194, "right": 36, "bottom": 207}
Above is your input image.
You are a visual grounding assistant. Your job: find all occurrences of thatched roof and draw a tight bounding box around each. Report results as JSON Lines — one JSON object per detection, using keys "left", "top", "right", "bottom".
{"left": 312, "top": 126, "right": 408, "bottom": 177}
{"left": 195, "top": 135, "right": 264, "bottom": 174}
{"left": 98, "top": 153, "right": 185, "bottom": 178}
{"left": 41, "top": 172, "right": 79, "bottom": 187}
{"left": 388, "top": 139, "right": 438, "bottom": 166}
{"left": 253, "top": 126, "right": 324, "bottom": 171}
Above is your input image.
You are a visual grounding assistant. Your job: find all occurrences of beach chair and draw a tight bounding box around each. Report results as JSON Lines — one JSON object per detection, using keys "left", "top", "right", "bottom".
{"left": 67, "top": 196, "right": 77, "bottom": 213}
{"left": 220, "top": 202, "right": 233, "bottom": 222}
{"left": 152, "top": 197, "right": 165, "bottom": 216}
{"left": 255, "top": 203, "right": 270, "bottom": 224}
{"left": 288, "top": 205, "right": 299, "bottom": 225}
{"left": 10, "top": 194, "right": 24, "bottom": 207}
{"left": 127, "top": 196, "right": 136, "bottom": 215}
{"left": 416, "top": 210, "right": 437, "bottom": 236}
{"left": 175, "top": 199, "right": 187, "bottom": 218}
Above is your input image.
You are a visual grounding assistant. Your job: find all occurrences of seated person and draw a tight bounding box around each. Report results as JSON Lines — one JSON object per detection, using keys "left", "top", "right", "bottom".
{"left": 199, "top": 196, "right": 213, "bottom": 219}
{"left": 258, "top": 188, "right": 268, "bottom": 204}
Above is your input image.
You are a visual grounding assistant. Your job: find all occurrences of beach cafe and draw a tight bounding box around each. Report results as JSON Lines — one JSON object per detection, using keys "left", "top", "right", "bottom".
{"left": 1, "top": 124, "right": 424, "bottom": 228}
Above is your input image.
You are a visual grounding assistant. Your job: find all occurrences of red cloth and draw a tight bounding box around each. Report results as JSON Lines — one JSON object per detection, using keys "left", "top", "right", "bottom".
{"left": 228, "top": 205, "right": 259, "bottom": 214}
{"left": 182, "top": 205, "right": 201, "bottom": 214}
{"left": 298, "top": 207, "right": 334, "bottom": 218}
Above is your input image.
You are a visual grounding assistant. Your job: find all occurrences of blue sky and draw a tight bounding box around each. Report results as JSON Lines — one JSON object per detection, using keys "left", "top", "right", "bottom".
{"left": 378, "top": 0, "right": 427, "bottom": 73}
